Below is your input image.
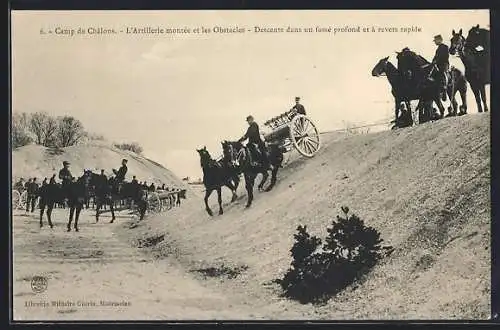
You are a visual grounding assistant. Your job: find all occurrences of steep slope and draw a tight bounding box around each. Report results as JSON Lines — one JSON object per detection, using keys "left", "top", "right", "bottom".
{"left": 132, "top": 113, "right": 490, "bottom": 319}
{"left": 12, "top": 142, "right": 185, "bottom": 188}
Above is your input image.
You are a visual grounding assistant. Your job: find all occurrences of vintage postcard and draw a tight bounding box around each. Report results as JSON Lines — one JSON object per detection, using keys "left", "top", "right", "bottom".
{"left": 10, "top": 9, "right": 491, "bottom": 320}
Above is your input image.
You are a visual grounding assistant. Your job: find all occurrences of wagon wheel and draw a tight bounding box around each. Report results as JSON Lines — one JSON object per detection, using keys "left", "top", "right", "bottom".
{"left": 289, "top": 115, "right": 321, "bottom": 158}
{"left": 147, "top": 192, "right": 162, "bottom": 213}
{"left": 19, "top": 191, "right": 28, "bottom": 210}
{"left": 12, "top": 190, "right": 20, "bottom": 210}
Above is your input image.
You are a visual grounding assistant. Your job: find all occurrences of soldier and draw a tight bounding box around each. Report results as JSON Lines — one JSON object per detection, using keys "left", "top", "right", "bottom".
{"left": 112, "top": 159, "right": 128, "bottom": 183}
{"left": 432, "top": 34, "right": 450, "bottom": 101}
{"left": 238, "top": 115, "right": 269, "bottom": 167}
{"left": 291, "top": 96, "right": 306, "bottom": 115}
{"left": 49, "top": 174, "right": 57, "bottom": 184}
{"left": 131, "top": 175, "right": 138, "bottom": 185}
{"left": 26, "top": 178, "right": 39, "bottom": 212}
{"left": 58, "top": 161, "right": 73, "bottom": 185}
{"left": 14, "top": 177, "right": 25, "bottom": 192}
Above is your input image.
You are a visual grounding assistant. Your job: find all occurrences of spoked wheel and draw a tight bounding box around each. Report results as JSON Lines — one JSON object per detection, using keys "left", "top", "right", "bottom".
{"left": 147, "top": 192, "right": 162, "bottom": 213}
{"left": 12, "top": 190, "right": 21, "bottom": 209}
{"left": 289, "top": 115, "right": 321, "bottom": 158}
{"left": 19, "top": 191, "right": 28, "bottom": 210}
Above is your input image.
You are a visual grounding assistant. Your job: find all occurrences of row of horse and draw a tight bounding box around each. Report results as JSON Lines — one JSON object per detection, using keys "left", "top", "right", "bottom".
{"left": 372, "top": 25, "right": 490, "bottom": 128}
{"left": 33, "top": 171, "right": 176, "bottom": 232}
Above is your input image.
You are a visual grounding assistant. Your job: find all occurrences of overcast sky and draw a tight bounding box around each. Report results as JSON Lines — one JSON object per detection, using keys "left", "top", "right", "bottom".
{"left": 11, "top": 10, "right": 489, "bottom": 179}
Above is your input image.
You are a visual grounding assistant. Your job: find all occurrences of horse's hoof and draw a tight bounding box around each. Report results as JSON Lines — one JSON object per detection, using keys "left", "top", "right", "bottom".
{"left": 219, "top": 210, "right": 223, "bottom": 215}
{"left": 50, "top": 225, "right": 54, "bottom": 229}
{"left": 245, "top": 204, "right": 251, "bottom": 209}
{"left": 75, "top": 227, "right": 79, "bottom": 232}
{"left": 67, "top": 227, "right": 71, "bottom": 232}
{"left": 39, "top": 224, "right": 43, "bottom": 228}
{"left": 109, "top": 220, "right": 114, "bottom": 224}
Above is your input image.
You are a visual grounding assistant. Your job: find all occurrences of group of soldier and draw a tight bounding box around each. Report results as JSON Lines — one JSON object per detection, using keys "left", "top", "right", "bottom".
{"left": 13, "top": 157, "right": 183, "bottom": 212}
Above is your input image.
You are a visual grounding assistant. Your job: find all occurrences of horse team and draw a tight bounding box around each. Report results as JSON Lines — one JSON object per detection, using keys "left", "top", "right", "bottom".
{"left": 372, "top": 25, "right": 490, "bottom": 128}
{"left": 14, "top": 170, "right": 184, "bottom": 232}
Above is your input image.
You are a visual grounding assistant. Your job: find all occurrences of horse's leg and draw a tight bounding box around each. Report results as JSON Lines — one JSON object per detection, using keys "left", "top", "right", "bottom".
{"left": 479, "top": 84, "right": 488, "bottom": 112}
{"left": 226, "top": 181, "right": 237, "bottom": 202}
{"left": 67, "top": 205, "right": 74, "bottom": 232}
{"left": 266, "top": 166, "right": 280, "bottom": 192}
{"left": 74, "top": 202, "right": 83, "bottom": 232}
{"left": 459, "top": 85, "right": 468, "bottom": 115}
{"left": 434, "top": 97, "right": 446, "bottom": 119}
{"left": 258, "top": 170, "right": 269, "bottom": 191}
{"left": 47, "top": 202, "right": 54, "bottom": 228}
{"left": 95, "top": 199, "right": 101, "bottom": 223}
{"left": 39, "top": 199, "right": 46, "bottom": 228}
{"left": 393, "top": 98, "right": 399, "bottom": 123}
{"left": 109, "top": 201, "right": 116, "bottom": 223}
{"left": 204, "top": 189, "right": 214, "bottom": 216}
{"left": 217, "top": 187, "right": 223, "bottom": 215}
{"left": 471, "top": 84, "right": 483, "bottom": 113}
{"left": 245, "top": 173, "right": 255, "bottom": 208}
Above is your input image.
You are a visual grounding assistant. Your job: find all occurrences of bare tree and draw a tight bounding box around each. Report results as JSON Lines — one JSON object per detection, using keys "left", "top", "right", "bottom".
{"left": 55, "top": 116, "right": 85, "bottom": 147}
{"left": 29, "top": 112, "right": 58, "bottom": 146}
{"left": 113, "top": 142, "right": 143, "bottom": 154}
{"left": 11, "top": 112, "right": 33, "bottom": 148}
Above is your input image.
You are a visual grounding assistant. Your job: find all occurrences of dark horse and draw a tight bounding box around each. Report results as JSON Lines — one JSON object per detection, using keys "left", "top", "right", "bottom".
{"left": 38, "top": 175, "right": 87, "bottom": 232}
{"left": 221, "top": 141, "right": 284, "bottom": 208}
{"left": 196, "top": 146, "right": 238, "bottom": 216}
{"left": 450, "top": 26, "right": 490, "bottom": 113}
{"left": 90, "top": 174, "right": 148, "bottom": 223}
{"left": 372, "top": 55, "right": 463, "bottom": 126}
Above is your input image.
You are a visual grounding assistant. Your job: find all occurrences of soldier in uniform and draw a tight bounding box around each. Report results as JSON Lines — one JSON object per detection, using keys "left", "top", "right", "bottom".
{"left": 113, "top": 159, "right": 128, "bottom": 183}
{"left": 58, "top": 161, "right": 73, "bottom": 204}
{"left": 431, "top": 34, "right": 450, "bottom": 101}
{"left": 238, "top": 115, "right": 269, "bottom": 167}
{"left": 26, "top": 178, "right": 39, "bottom": 212}
{"left": 292, "top": 96, "right": 306, "bottom": 115}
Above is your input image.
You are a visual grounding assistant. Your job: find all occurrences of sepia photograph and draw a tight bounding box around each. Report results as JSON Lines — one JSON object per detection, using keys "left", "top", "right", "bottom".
{"left": 10, "top": 9, "right": 491, "bottom": 321}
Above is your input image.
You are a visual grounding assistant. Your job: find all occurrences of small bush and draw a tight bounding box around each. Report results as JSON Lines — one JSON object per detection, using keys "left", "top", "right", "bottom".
{"left": 276, "top": 207, "right": 393, "bottom": 304}
{"left": 114, "top": 142, "right": 143, "bottom": 154}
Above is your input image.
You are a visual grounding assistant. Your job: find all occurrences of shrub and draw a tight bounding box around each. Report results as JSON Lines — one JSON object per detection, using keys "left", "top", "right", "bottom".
{"left": 276, "top": 207, "right": 393, "bottom": 304}
{"left": 114, "top": 142, "right": 143, "bottom": 154}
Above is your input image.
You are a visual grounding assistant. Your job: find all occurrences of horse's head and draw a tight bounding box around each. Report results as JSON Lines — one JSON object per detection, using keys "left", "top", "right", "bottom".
{"left": 450, "top": 28, "right": 465, "bottom": 55}
{"left": 196, "top": 146, "right": 213, "bottom": 167}
{"left": 465, "top": 24, "right": 489, "bottom": 51}
{"left": 372, "top": 56, "right": 390, "bottom": 77}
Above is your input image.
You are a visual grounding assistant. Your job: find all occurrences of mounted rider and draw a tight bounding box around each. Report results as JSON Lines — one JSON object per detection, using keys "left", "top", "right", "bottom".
{"left": 431, "top": 34, "right": 450, "bottom": 101}
{"left": 59, "top": 161, "right": 74, "bottom": 202}
{"left": 112, "top": 159, "right": 128, "bottom": 184}
{"left": 238, "top": 115, "right": 269, "bottom": 167}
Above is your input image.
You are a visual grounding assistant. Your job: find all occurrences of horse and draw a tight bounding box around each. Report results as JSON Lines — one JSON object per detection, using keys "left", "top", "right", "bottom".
{"left": 450, "top": 26, "right": 490, "bottom": 113}
{"left": 38, "top": 175, "right": 87, "bottom": 232}
{"left": 221, "top": 140, "right": 284, "bottom": 208}
{"left": 396, "top": 49, "right": 468, "bottom": 117}
{"left": 82, "top": 170, "right": 96, "bottom": 209}
{"left": 196, "top": 146, "right": 238, "bottom": 216}
{"left": 372, "top": 56, "right": 449, "bottom": 127}
{"left": 92, "top": 176, "right": 148, "bottom": 223}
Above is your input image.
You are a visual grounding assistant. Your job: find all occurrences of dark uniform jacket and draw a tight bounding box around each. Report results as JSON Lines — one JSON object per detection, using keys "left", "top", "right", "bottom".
{"left": 59, "top": 168, "right": 73, "bottom": 185}
{"left": 239, "top": 122, "right": 263, "bottom": 144}
{"left": 433, "top": 44, "right": 450, "bottom": 66}
{"left": 27, "top": 182, "right": 39, "bottom": 195}
{"left": 292, "top": 103, "right": 306, "bottom": 115}
{"left": 114, "top": 165, "right": 127, "bottom": 181}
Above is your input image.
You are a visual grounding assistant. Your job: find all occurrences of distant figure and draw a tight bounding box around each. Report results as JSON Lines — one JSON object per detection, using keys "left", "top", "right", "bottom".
{"left": 50, "top": 174, "right": 57, "bottom": 184}
{"left": 14, "top": 178, "right": 25, "bottom": 192}
{"left": 142, "top": 181, "right": 148, "bottom": 189}
{"left": 432, "top": 34, "right": 450, "bottom": 101}
{"left": 161, "top": 184, "right": 166, "bottom": 190}
{"left": 26, "top": 178, "right": 39, "bottom": 212}
{"left": 112, "top": 159, "right": 128, "bottom": 183}
{"left": 291, "top": 96, "right": 306, "bottom": 115}
{"left": 238, "top": 115, "right": 269, "bottom": 167}
{"left": 131, "top": 176, "right": 138, "bottom": 185}
{"left": 149, "top": 183, "right": 156, "bottom": 192}
{"left": 42, "top": 178, "right": 48, "bottom": 186}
